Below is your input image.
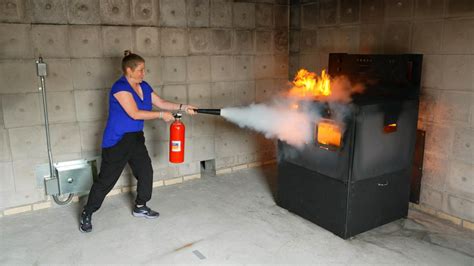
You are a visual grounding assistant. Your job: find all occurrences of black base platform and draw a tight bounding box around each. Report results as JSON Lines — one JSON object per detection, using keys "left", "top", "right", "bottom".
{"left": 277, "top": 161, "right": 410, "bottom": 239}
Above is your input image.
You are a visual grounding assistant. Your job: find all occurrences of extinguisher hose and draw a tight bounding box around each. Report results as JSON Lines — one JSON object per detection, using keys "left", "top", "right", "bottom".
{"left": 193, "top": 109, "right": 221, "bottom": 116}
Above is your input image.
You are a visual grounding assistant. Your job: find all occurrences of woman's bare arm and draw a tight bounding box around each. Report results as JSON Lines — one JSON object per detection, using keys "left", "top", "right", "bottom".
{"left": 114, "top": 91, "right": 162, "bottom": 120}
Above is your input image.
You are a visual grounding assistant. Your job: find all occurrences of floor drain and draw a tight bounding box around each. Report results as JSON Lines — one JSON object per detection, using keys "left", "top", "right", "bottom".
{"left": 192, "top": 250, "right": 206, "bottom": 260}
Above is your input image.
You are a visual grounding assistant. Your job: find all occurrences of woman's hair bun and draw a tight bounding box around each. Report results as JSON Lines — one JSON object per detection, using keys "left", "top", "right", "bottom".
{"left": 124, "top": 50, "right": 132, "bottom": 57}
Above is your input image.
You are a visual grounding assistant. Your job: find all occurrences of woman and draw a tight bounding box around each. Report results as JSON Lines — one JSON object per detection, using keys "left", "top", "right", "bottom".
{"left": 80, "top": 50, "right": 197, "bottom": 233}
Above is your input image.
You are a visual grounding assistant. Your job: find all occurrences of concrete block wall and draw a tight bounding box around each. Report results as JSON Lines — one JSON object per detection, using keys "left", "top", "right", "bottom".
{"left": 0, "top": 0, "right": 289, "bottom": 212}
{"left": 290, "top": 0, "right": 473, "bottom": 226}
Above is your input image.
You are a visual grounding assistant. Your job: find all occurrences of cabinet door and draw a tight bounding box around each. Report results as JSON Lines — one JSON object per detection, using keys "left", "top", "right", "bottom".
{"left": 347, "top": 170, "right": 410, "bottom": 237}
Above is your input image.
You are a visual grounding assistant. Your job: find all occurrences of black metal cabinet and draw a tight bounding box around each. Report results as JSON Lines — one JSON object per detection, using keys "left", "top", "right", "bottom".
{"left": 277, "top": 53, "right": 422, "bottom": 239}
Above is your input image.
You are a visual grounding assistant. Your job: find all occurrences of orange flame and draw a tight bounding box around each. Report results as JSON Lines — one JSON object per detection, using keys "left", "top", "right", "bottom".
{"left": 317, "top": 120, "right": 342, "bottom": 147}
{"left": 383, "top": 123, "right": 397, "bottom": 133}
{"left": 289, "top": 69, "right": 332, "bottom": 98}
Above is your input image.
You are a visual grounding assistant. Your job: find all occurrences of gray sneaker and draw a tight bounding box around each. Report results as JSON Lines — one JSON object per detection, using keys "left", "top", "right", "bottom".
{"left": 132, "top": 205, "right": 160, "bottom": 219}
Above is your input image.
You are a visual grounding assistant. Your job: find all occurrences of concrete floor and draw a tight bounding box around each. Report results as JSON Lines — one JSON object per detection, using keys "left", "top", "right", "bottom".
{"left": 1, "top": 165, "right": 473, "bottom": 265}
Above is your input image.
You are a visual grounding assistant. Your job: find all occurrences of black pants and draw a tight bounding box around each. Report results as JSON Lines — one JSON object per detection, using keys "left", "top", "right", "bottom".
{"left": 84, "top": 131, "right": 153, "bottom": 214}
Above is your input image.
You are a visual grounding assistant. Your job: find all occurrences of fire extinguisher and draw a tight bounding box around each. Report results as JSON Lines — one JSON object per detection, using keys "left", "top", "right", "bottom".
{"left": 169, "top": 113, "right": 185, "bottom": 163}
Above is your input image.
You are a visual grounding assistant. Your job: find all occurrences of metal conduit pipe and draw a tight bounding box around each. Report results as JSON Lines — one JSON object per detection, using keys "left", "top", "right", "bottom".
{"left": 36, "top": 57, "right": 74, "bottom": 205}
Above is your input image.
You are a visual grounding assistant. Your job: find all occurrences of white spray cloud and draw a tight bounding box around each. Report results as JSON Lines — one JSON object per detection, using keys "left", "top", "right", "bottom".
{"left": 216, "top": 69, "right": 360, "bottom": 150}
{"left": 220, "top": 100, "right": 323, "bottom": 148}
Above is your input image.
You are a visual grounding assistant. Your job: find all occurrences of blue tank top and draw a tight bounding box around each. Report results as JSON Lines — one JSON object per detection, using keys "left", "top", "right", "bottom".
{"left": 102, "top": 76, "right": 153, "bottom": 148}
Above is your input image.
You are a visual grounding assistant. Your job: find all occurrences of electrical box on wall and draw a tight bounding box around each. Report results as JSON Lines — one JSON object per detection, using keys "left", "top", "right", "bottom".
{"left": 36, "top": 158, "right": 98, "bottom": 197}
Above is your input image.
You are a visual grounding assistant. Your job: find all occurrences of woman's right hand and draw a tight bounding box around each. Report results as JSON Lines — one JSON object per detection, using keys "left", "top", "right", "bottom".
{"left": 161, "top": 111, "right": 174, "bottom": 122}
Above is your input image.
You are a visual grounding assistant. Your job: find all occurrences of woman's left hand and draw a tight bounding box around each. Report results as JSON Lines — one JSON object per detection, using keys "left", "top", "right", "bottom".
{"left": 182, "top": 104, "right": 198, "bottom": 115}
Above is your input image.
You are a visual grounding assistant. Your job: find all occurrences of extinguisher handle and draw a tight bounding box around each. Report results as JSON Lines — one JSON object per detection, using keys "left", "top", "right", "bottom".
{"left": 173, "top": 112, "right": 183, "bottom": 119}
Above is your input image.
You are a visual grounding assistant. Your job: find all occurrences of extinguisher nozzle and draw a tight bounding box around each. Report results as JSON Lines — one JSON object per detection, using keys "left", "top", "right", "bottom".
{"left": 194, "top": 109, "right": 221, "bottom": 116}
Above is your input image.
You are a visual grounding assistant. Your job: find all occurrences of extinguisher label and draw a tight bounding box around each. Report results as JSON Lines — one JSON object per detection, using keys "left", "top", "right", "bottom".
{"left": 171, "top": 141, "right": 181, "bottom": 152}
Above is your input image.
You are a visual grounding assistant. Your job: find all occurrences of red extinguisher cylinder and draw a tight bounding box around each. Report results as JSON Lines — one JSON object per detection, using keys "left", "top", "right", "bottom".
{"left": 169, "top": 115, "right": 185, "bottom": 163}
